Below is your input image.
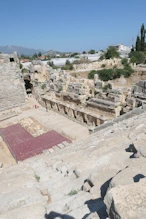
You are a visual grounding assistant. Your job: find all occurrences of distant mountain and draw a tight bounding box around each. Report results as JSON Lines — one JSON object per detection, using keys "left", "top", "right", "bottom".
{"left": 0, "top": 45, "right": 46, "bottom": 56}
{"left": 43, "top": 50, "right": 67, "bottom": 57}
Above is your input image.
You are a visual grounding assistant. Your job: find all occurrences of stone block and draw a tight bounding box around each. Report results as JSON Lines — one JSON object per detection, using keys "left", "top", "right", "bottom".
{"left": 57, "top": 143, "right": 65, "bottom": 149}
{"left": 83, "top": 182, "right": 91, "bottom": 192}
{"left": 105, "top": 181, "right": 146, "bottom": 219}
{"left": 52, "top": 145, "right": 60, "bottom": 151}
{"left": 0, "top": 203, "right": 46, "bottom": 219}
{"left": 62, "top": 141, "right": 70, "bottom": 147}
{"left": 48, "top": 148, "right": 54, "bottom": 153}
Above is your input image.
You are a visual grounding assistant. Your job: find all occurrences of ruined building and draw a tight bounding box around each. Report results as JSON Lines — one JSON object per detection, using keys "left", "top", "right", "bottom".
{"left": 0, "top": 53, "right": 26, "bottom": 112}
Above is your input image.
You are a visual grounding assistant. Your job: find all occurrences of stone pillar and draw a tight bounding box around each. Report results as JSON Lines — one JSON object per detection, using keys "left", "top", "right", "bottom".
{"left": 76, "top": 112, "right": 84, "bottom": 123}
{"left": 58, "top": 104, "right": 65, "bottom": 114}
{"left": 46, "top": 101, "right": 52, "bottom": 110}
{"left": 94, "top": 74, "right": 99, "bottom": 84}
{"left": 68, "top": 108, "right": 74, "bottom": 118}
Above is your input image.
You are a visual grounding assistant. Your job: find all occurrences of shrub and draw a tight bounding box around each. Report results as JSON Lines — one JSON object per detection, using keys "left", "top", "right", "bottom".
{"left": 48, "top": 61, "right": 54, "bottom": 67}
{"left": 34, "top": 174, "right": 40, "bottom": 182}
{"left": 102, "top": 84, "right": 109, "bottom": 92}
{"left": 89, "top": 50, "right": 95, "bottom": 54}
{"left": 121, "top": 65, "right": 134, "bottom": 78}
{"left": 22, "top": 68, "right": 28, "bottom": 73}
{"left": 121, "top": 58, "right": 128, "bottom": 66}
{"left": 19, "top": 63, "right": 23, "bottom": 69}
{"left": 61, "top": 63, "right": 74, "bottom": 70}
{"left": 129, "top": 51, "right": 145, "bottom": 64}
{"left": 88, "top": 66, "right": 134, "bottom": 81}
{"left": 70, "top": 53, "right": 79, "bottom": 57}
{"left": 88, "top": 70, "right": 97, "bottom": 79}
{"left": 71, "top": 73, "right": 79, "bottom": 78}
{"left": 68, "top": 190, "right": 78, "bottom": 196}
{"left": 101, "top": 64, "right": 106, "bottom": 68}
{"left": 66, "top": 60, "right": 71, "bottom": 65}
{"left": 41, "top": 84, "right": 46, "bottom": 89}
{"left": 105, "top": 47, "right": 120, "bottom": 59}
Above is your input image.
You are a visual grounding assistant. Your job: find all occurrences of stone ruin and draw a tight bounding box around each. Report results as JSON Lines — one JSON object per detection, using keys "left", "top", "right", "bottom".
{"left": 19, "top": 59, "right": 146, "bottom": 130}
{"left": 0, "top": 55, "right": 146, "bottom": 218}
{"left": 0, "top": 52, "right": 26, "bottom": 112}
{"left": 18, "top": 59, "right": 146, "bottom": 131}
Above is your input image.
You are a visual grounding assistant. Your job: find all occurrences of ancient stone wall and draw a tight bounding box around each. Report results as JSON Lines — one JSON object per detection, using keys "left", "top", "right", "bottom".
{"left": 73, "top": 58, "right": 122, "bottom": 71}
{"left": 0, "top": 62, "right": 26, "bottom": 112}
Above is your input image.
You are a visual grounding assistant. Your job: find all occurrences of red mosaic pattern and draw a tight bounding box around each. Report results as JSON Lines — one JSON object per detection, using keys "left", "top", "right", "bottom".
{"left": 0, "top": 124, "right": 70, "bottom": 161}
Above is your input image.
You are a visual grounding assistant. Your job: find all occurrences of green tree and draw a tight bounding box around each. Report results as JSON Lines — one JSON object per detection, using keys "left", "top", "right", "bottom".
{"left": 136, "top": 36, "right": 141, "bottom": 51}
{"left": 89, "top": 50, "right": 95, "bottom": 54}
{"left": 48, "top": 61, "right": 54, "bottom": 67}
{"left": 33, "top": 53, "right": 38, "bottom": 59}
{"left": 66, "top": 60, "right": 71, "bottom": 65}
{"left": 70, "top": 53, "right": 79, "bottom": 57}
{"left": 140, "top": 24, "right": 145, "bottom": 51}
{"left": 131, "top": 45, "right": 135, "bottom": 52}
{"left": 105, "top": 47, "right": 120, "bottom": 59}
{"left": 38, "top": 52, "right": 42, "bottom": 57}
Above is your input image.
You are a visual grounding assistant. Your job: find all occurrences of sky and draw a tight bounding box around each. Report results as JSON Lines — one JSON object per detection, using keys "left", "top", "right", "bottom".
{"left": 1, "top": 0, "right": 146, "bottom": 52}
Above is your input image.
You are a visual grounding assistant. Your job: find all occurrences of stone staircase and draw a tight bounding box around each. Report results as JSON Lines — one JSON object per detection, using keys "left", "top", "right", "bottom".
{"left": 0, "top": 111, "right": 146, "bottom": 218}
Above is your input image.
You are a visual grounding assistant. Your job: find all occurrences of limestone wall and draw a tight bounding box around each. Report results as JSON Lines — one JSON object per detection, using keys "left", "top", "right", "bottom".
{"left": 0, "top": 63, "right": 26, "bottom": 112}
{"left": 108, "top": 71, "right": 146, "bottom": 89}
{"left": 73, "top": 58, "right": 122, "bottom": 71}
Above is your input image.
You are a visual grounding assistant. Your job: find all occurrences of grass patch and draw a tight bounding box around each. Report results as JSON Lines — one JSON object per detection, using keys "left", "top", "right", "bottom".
{"left": 34, "top": 174, "right": 40, "bottom": 182}
{"left": 68, "top": 190, "right": 78, "bottom": 196}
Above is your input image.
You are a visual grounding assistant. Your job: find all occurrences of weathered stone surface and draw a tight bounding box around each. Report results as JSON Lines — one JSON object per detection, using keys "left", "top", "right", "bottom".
{"left": 105, "top": 181, "right": 146, "bottom": 219}
{"left": 108, "top": 158, "right": 146, "bottom": 190}
{"left": 0, "top": 62, "right": 26, "bottom": 111}
{"left": 0, "top": 187, "right": 45, "bottom": 214}
{"left": 83, "top": 181, "right": 91, "bottom": 192}
{"left": 86, "top": 212, "right": 100, "bottom": 219}
{"left": 0, "top": 203, "right": 46, "bottom": 219}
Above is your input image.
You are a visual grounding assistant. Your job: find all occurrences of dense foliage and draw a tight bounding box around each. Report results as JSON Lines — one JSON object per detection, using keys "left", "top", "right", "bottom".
{"left": 88, "top": 66, "right": 134, "bottom": 81}
{"left": 129, "top": 24, "right": 146, "bottom": 64}
{"left": 99, "top": 47, "right": 120, "bottom": 60}
{"left": 61, "top": 60, "right": 74, "bottom": 70}
{"left": 88, "top": 50, "right": 95, "bottom": 54}
{"left": 135, "top": 24, "right": 146, "bottom": 52}
{"left": 129, "top": 51, "right": 145, "bottom": 64}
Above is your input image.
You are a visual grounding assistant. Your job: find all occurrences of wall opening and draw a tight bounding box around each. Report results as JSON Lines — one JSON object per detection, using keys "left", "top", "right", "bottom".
{"left": 10, "top": 58, "right": 14, "bottom": 62}
{"left": 24, "top": 75, "right": 33, "bottom": 94}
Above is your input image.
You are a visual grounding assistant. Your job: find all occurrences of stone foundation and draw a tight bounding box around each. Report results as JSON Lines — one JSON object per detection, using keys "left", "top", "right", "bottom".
{"left": 43, "top": 96, "right": 105, "bottom": 127}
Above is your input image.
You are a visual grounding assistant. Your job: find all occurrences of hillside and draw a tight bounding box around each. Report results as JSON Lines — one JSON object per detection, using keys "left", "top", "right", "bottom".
{"left": 0, "top": 45, "right": 46, "bottom": 56}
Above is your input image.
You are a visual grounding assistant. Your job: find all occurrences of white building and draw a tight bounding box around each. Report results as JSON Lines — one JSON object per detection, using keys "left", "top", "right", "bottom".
{"left": 109, "top": 44, "right": 131, "bottom": 53}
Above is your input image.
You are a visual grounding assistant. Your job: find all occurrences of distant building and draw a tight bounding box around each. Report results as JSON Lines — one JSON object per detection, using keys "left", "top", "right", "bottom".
{"left": 109, "top": 44, "right": 131, "bottom": 52}
{"left": 39, "top": 56, "right": 46, "bottom": 60}
{"left": 21, "top": 59, "right": 30, "bottom": 63}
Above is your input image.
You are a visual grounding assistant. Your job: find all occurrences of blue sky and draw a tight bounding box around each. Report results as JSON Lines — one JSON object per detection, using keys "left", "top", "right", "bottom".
{"left": 1, "top": 0, "right": 146, "bottom": 52}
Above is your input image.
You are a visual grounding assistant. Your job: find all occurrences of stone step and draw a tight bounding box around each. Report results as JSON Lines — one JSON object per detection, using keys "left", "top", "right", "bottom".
{"left": 0, "top": 187, "right": 46, "bottom": 215}
{"left": 0, "top": 165, "right": 36, "bottom": 194}
{"left": 0, "top": 203, "right": 46, "bottom": 219}
{"left": 46, "top": 191, "right": 92, "bottom": 214}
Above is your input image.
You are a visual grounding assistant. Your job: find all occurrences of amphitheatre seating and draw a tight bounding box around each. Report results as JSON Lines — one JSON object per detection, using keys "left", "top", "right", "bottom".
{"left": 0, "top": 111, "right": 146, "bottom": 218}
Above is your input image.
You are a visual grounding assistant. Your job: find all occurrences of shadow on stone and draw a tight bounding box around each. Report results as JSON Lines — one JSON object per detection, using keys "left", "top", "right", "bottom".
{"left": 133, "top": 174, "right": 145, "bottom": 182}
{"left": 83, "top": 198, "right": 108, "bottom": 219}
{"left": 44, "top": 212, "right": 75, "bottom": 219}
{"left": 125, "top": 143, "right": 137, "bottom": 153}
{"left": 100, "top": 178, "right": 113, "bottom": 199}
